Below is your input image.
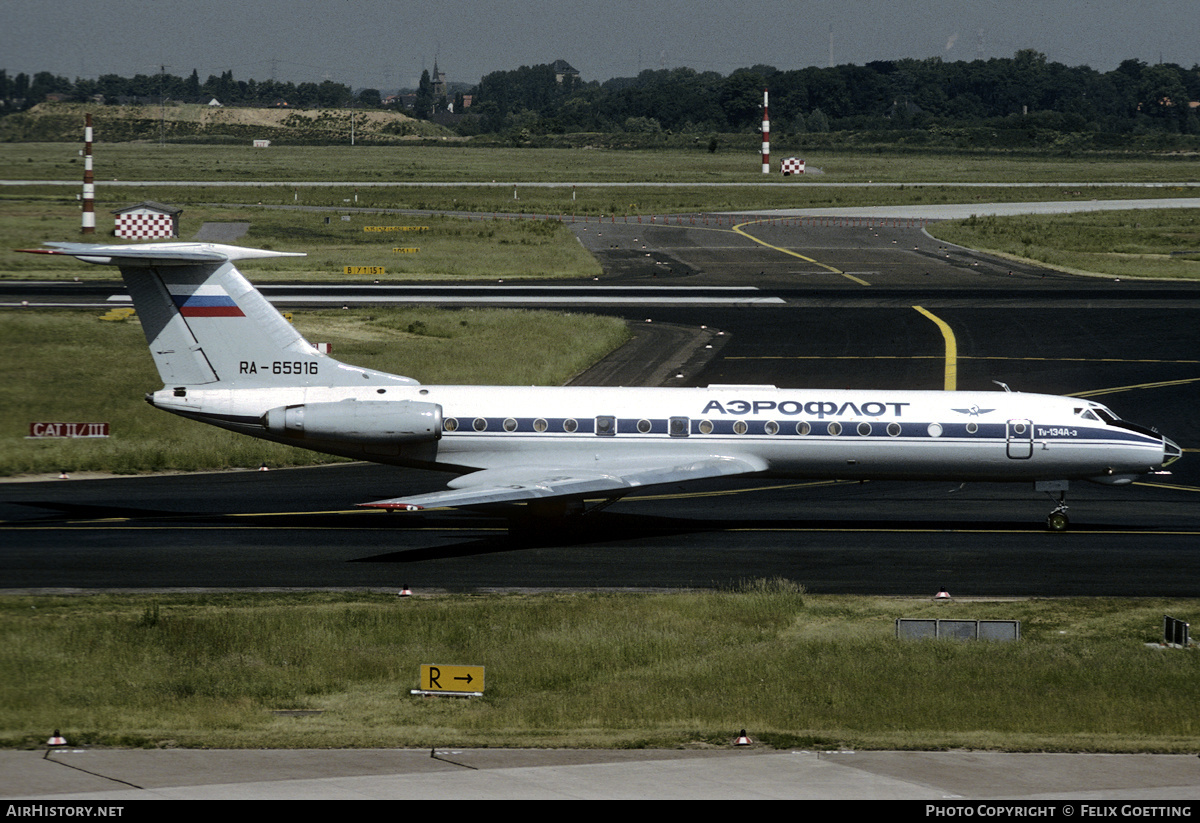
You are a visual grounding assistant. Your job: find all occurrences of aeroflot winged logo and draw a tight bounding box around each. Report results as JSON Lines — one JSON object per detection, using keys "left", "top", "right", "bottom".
{"left": 952, "top": 405, "right": 996, "bottom": 417}
{"left": 168, "top": 284, "right": 244, "bottom": 317}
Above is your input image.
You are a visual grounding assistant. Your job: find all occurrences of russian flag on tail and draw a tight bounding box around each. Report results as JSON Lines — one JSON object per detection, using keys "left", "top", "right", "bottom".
{"left": 169, "top": 284, "right": 244, "bottom": 317}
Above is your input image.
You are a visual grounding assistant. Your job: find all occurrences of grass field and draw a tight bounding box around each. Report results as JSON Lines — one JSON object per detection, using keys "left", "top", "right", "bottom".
{"left": 927, "top": 209, "right": 1200, "bottom": 279}
{"left": 4, "top": 141, "right": 1198, "bottom": 283}
{"left": 5, "top": 142, "right": 1200, "bottom": 184}
{"left": 6, "top": 180, "right": 1198, "bottom": 282}
{"left": 0, "top": 307, "right": 628, "bottom": 476}
{"left": 0, "top": 196, "right": 603, "bottom": 281}
{"left": 2, "top": 587, "right": 1197, "bottom": 751}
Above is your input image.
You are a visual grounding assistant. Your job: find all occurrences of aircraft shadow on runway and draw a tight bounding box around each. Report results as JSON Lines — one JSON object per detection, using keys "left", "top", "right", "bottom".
{"left": 346, "top": 510, "right": 1151, "bottom": 564}
{"left": 2, "top": 497, "right": 1166, "bottom": 565}
{"left": 3, "top": 500, "right": 202, "bottom": 522}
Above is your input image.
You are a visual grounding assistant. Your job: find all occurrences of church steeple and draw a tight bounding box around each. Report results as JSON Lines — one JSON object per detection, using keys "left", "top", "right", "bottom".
{"left": 431, "top": 59, "right": 447, "bottom": 100}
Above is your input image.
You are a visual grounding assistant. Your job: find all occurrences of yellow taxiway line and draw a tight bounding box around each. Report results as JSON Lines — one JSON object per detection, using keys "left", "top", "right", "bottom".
{"left": 731, "top": 220, "right": 871, "bottom": 286}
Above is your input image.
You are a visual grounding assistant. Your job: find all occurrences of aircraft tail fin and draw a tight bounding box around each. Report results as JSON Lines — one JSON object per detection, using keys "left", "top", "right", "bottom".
{"left": 21, "top": 242, "right": 418, "bottom": 389}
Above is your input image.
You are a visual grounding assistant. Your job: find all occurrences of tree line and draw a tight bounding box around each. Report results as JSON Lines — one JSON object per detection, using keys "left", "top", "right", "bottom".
{"left": 463, "top": 52, "right": 1200, "bottom": 137}
{"left": 5, "top": 51, "right": 1200, "bottom": 137}
{"left": 0, "top": 69, "right": 366, "bottom": 111}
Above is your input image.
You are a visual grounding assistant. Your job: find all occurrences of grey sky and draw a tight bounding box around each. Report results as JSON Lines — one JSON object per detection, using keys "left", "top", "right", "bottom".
{"left": 4, "top": 0, "right": 1197, "bottom": 91}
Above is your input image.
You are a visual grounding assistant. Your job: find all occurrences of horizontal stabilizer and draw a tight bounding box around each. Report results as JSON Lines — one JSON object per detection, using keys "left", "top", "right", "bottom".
{"left": 14, "top": 241, "right": 410, "bottom": 390}
{"left": 18, "top": 242, "right": 305, "bottom": 266}
{"left": 360, "top": 454, "right": 767, "bottom": 511}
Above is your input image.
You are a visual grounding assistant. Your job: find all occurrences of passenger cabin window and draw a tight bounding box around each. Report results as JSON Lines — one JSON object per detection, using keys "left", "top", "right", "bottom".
{"left": 669, "top": 417, "right": 689, "bottom": 437}
{"left": 595, "top": 416, "right": 616, "bottom": 436}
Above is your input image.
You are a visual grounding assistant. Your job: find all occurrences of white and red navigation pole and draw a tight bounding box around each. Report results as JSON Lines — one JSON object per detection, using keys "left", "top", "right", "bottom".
{"left": 82, "top": 113, "right": 95, "bottom": 235}
{"left": 761, "top": 89, "right": 770, "bottom": 174}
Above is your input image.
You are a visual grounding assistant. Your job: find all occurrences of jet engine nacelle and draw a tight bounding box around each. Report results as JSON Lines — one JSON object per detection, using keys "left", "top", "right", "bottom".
{"left": 263, "top": 399, "right": 442, "bottom": 444}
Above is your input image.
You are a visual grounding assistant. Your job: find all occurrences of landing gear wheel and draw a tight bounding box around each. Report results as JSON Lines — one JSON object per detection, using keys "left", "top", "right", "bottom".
{"left": 1046, "top": 511, "right": 1069, "bottom": 532}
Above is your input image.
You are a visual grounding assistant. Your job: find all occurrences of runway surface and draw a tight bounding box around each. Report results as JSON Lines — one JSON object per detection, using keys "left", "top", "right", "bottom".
{"left": 2, "top": 207, "right": 1199, "bottom": 595}
{"left": 7, "top": 747, "right": 1200, "bottom": 800}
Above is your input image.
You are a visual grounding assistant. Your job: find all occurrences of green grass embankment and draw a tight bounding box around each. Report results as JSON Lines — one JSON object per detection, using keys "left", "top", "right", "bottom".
{"left": 4, "top": 141, "right": 1200, "bottom": 184}
{"left": 2, "top": 586, "right": 1197, "bottom": 751}
{"left": 928, "top": 209, "right": 1200, "bottom": 280}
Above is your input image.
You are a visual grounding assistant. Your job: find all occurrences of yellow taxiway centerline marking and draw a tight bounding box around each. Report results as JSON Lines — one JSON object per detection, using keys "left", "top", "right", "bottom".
{"left": 912, "top": 306, "right": 958, "bottom": 392}
{"left": 1070, "top": 376, "right": 1200, "bottom": 398}
{"left": 730, "top": 220, "right": 871, "bottom": 286}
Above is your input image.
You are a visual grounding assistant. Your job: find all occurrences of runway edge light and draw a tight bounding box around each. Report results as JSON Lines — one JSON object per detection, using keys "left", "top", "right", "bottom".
{"left": 47, "top": 730, "right": 67, "bottom": 747}
{"left": 734, "top": 729, "right": 752, "bottom": 746}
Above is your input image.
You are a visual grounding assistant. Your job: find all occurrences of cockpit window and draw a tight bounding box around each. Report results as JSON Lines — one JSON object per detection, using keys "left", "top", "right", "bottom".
{"left": 1075, "top": 408, "right": 1100, "bottom": 422}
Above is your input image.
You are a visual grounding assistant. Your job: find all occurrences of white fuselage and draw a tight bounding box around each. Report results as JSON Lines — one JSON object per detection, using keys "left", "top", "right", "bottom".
{"left": 151, "top": 382, "right": 1173, "bottom": 484}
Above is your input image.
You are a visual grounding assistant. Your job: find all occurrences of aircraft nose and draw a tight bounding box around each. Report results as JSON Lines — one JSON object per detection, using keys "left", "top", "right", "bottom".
{"left": 1163, "top": 436, "right": 1183, "bottom": 467}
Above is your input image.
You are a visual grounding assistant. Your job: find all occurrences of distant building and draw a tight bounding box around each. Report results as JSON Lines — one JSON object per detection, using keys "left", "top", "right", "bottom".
{"left": 112, "top": 201, "right": 181, "bottom": 239}
{"left": 551, "top": 59, "right": 579, "bottom": 84}
{"left": 431, "top": 60, "right": 447, "bottom": 100}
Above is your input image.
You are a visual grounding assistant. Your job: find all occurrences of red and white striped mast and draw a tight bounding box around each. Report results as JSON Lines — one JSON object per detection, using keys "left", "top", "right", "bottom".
{"left": 81, "top": 113, "right": 95, "bottom": 234}
{"left": 761, "top": 88, "right": 770, "bottom": 174}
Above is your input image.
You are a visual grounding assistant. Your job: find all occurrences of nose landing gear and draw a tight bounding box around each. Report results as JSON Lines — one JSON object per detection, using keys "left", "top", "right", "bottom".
{"left": 1037, "top": 480, "right": 1070, "bottom": 532}
{"left": 1046, "top": 503, "right": 1069, "bottom": 532}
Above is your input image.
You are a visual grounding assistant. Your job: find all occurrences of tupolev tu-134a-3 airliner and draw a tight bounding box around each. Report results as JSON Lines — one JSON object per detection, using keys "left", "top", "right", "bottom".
{"left": 22, "top": 242, "right": 1181, "bottom": 531}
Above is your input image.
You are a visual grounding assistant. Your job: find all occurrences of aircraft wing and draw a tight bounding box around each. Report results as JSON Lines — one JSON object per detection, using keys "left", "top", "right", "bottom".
{"left": 359, "top": 454, "right": 768, "bottom": 511}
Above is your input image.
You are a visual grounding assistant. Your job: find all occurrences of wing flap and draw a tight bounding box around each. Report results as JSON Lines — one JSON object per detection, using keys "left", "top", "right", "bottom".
{"left": 360, "top": 454, "right": 767, "bottom": 511}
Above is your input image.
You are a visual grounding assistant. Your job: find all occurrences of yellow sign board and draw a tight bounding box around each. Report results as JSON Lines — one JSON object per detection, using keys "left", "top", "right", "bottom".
{"left": 420, "top": 664, "right": 484, "bottom": 693}
{"left": 392, "top": 247, "right": 420, "bottom": 253}
{"left": 343, "top": 266, "right": 386, "bottom": 275}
